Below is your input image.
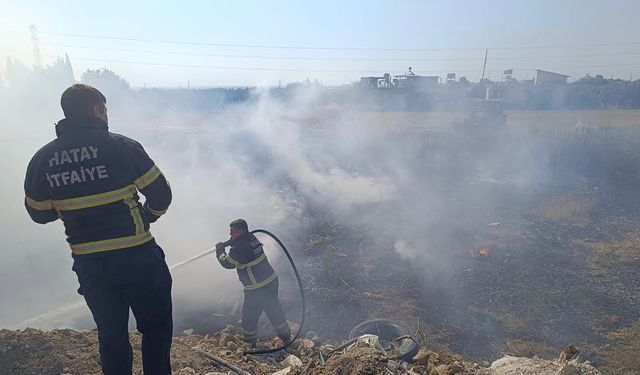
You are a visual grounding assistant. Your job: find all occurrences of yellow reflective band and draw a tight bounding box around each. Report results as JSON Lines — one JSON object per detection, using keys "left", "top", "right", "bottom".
{"left": 70, "top": 232, "right": 153, "bottom": 255}
{"left": 52, "top": 185, "right": 137, "bottom": 211}
{"left": 25, "top": 196, "right": 54, "bottom": 211}
{"left": 244, "top": 273, "right": 277, "bottom": 290}
{"left": 218, "top": 253, "right": 239, "bottom": 267}
{"left": 146, "top": 205, "right": 167, "bottom": 217}
{"left": 134, "top": 165, "right": 162, "bottom": 190}
{"left": 225, "top": 255, "right": 240, "bottom": 266}
{"left": 247, "top": 267, "right": 257, "bottom": 285}
{"left": 124, "top": 198, "right": 144, "bottom": 235}
{"left": 236, "top": 253, "right": 266, "bottom": 269}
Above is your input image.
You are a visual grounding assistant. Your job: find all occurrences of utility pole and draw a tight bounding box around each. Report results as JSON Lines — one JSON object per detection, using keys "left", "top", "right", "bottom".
{"left": 29, "top": 25, "right": 42, "bottom": 68}
{"left": 481, "top": 49, "right": 488, "bottom": 81}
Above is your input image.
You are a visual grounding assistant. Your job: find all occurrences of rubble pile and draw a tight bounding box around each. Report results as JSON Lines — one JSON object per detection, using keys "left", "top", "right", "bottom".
{"left": 485, "top": 355, "right": 602, "bottom": 375}
{"left": 0, "top": 327, "right": 602, "bottom": 375}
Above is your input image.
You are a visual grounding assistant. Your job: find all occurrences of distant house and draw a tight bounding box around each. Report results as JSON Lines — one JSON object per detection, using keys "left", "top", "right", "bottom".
{"left": 360, "top": 76, "right": 382, "bottom": 89}
{"left": 359, "top": 73, "right": 393, "bottom": 89}
{"left": 359, "top": 67, "right": 440, "bottom": 91}
{"left": 396, "top": 75, "right": 440, "bottom": 90}
{"left": 535, "top": 70, "right": 569, "bottom": 85}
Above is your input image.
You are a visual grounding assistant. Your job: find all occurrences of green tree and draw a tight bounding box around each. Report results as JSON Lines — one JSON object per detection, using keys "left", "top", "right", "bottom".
{"left": 81, "top": 68, "right": 130, "bottom": 95}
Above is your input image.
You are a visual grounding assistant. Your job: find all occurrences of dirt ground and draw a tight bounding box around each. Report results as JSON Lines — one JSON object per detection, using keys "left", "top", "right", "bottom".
{"left": 290, "top": 183, "right": 640, "bottom": 375}
{"left": 0, "top": 327, "right": 602, "bottom": 375}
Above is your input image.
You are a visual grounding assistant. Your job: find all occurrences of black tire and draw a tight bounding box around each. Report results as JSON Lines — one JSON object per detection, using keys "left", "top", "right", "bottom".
{"left": 348, "top": 319, "right": 419, "bottom": 362}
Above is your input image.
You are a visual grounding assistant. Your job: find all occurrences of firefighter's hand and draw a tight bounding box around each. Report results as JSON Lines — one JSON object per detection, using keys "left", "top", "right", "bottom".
{"left": 215, "top": 242, "right": 226, "bottom": 251}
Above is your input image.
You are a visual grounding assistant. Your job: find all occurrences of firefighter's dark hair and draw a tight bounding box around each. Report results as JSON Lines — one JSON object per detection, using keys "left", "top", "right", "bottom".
{"left": 61, "top": 84, "right": 106, "bottom": 118}
{"left": 230, "top": 219, "right": 249, "bottom": 232}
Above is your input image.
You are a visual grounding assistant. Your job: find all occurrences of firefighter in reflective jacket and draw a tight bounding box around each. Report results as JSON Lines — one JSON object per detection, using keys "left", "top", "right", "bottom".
{"left": 24, "top": 84, "right": 173, "bottom": 375}
{"left": 216, "top": 219, "right": 291, "bottom": 346}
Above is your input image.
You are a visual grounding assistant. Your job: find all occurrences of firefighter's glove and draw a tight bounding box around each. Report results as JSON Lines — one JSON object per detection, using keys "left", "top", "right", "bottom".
{"left": 215, "top": 242, "right": 227, "bottom": 252}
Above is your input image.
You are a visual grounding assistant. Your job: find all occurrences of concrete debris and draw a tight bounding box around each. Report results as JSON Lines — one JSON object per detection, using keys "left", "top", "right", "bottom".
{"left": 271, "top": 367, "right": 291, "bottom": 375}
{"left": 281, "top": 354, "right": 303, "bottom": 368}
{"left": 346, "top": 334, "right": 386, "bottom": 352}
{"left": 487, "top": 355, "right": 601, "bottom": 375}
{"left": 178, "top": 368, "right": 196, "bottom": 374}
{"left": 412, "top": 347, "right": 433, "bottom": 366}
{"left": 299, "top": 338, "right": 315, "bottom": 349}
{"left": 559, "top": 363, "right": 582, "bottom": 375}
{"left": 0, "top": 327, "right": 603, "bottom": 375}
{"left": 305, "top": 331, "right": 319, "bottom": 342}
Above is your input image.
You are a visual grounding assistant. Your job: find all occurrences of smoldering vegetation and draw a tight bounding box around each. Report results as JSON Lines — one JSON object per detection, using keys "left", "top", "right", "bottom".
{"left": 2, "top": 74, "right": 640, "bottom": 371}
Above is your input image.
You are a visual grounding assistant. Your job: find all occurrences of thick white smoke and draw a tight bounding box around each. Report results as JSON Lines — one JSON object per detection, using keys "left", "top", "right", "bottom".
{"left": 0, "top": 66, "right": 568, "bottom": 344}
{"left": 0, "top": 80, "right": 407, "bottom": 330}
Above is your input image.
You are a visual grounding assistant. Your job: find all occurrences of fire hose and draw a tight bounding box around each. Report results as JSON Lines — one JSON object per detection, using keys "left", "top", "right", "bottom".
{"left": 171, "top": 229, "right": 306, "bottom": 355}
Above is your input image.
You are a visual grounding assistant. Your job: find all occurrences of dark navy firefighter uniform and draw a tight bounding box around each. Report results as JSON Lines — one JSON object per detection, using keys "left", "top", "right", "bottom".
{"left": 217, "top": 233, "right": 291, "bottom": 344}
{"left": 24, "top": 116, "right": 173, "bottom": 375}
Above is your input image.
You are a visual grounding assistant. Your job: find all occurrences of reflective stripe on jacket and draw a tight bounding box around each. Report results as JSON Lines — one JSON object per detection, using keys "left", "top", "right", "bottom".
{"left": 24, "top": 116, "right": 172, "bottom": 255}
{"left": 217, "top": 233, "right": 277, "bottom": 290}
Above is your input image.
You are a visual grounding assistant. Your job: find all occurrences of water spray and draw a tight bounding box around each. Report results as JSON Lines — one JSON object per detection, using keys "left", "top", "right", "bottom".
{"left": 11, "top": 229, "right": 306, "bottom": 356}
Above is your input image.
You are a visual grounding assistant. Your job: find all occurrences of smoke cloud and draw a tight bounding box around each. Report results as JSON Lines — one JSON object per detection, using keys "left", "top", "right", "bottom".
{"left": 2, "top": 60, "right": 636, "bottom": 362}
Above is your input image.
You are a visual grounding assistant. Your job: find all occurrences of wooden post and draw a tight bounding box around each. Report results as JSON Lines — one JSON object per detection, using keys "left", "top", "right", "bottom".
{"left": 193, "top": 347, "right": 254, "bottom": 375}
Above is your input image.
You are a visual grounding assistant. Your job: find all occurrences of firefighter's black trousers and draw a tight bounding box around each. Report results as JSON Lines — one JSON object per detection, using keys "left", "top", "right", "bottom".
{"left": 241, "top": 279, "right": 291, "bottom": 344}
{"left": 73, "top": 241, "right": 173, "bottom": 375}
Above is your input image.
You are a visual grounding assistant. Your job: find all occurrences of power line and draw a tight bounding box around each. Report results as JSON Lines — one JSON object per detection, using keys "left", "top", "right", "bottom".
{"left": 42, "top": 55, "right": 483, "bottom": 74}
{"left": 38, "top": 42, "right": 640, "bottom": 63}
{"left": 494, "top": 52, "right": 640, "bottom": 61}
{"left": 40, "top": 31, "right": 485, "bottom": 51}
{"left": 39, "top": 31, "right": 640, "bottom": 52}
{"left": 42, "top": 54, "right": 640, "bottom": 74}
{"left": 39, "top": 43, "right": 482, "bottom": 62}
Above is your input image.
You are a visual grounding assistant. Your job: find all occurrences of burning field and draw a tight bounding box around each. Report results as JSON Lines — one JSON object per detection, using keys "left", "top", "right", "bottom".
{"left": 253, "top": 108, "right": 640, "bottom": 374}
{"left": 139, "top": 109, "right": 640, "bottom": 375}
{"left": 3, "top": 102, "right": 640, "bottom": 374}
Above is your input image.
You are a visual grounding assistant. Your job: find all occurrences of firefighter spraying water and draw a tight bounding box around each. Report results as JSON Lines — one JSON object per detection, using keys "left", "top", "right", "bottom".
{"left": 216, "top": 219, "right": 291, "bottom": 348}
{"left": 172, "top": 221, "right": 306, "bottom": 355}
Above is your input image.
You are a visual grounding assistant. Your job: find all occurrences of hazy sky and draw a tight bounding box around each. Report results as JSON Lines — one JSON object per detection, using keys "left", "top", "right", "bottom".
{"left": 1, "top": 0, "right": 640, "bottom": 87}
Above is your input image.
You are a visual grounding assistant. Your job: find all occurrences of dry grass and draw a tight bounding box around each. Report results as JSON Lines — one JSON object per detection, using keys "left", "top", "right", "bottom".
{"left": 577, "top": 232, "right": 640, "bottom": 273}
{"left": 304, "top": 234, "right": 334, "bottom": 252}
{"left": 467, "top": 306, "right": 531, "bottom": 333}
{"left": 288, "top": 108, "right": 640, "bottom": 134}
{"left": 370, "top": 294, "right": 423, "bottom": 324}
{"left": 536, "top": 193, "right": 596, "bottom": 226}
{"left": 592, "top": 313, "right": 622, "bottom": 336}
{"left": 507, "top": 110, "right": 640, "bottom": 130}
{"left": 504, "top": 339, "right": 558, "bottom": 360}
{"left": 596, "top": 319, "right": 640, "bottom": 375}
{"left": 497, "top": 313, "right": 531, "bottom": 332}
{"left": 345, "top": 109, "right": 640, "bottom": 131}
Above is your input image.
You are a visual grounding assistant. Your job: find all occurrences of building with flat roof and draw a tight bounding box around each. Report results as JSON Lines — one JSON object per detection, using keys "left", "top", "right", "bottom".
{"left": 535, "top": 70, "right": 569, "bottom": 85}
